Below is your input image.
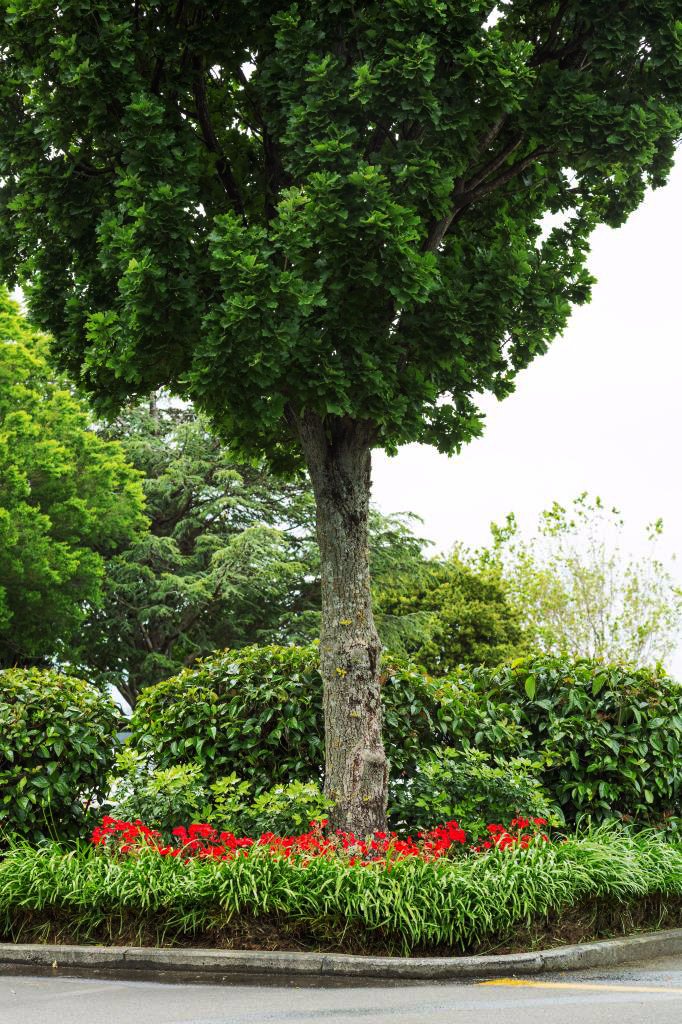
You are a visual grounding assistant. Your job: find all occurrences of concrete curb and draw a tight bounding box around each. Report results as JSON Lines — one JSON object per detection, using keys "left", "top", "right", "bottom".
{"left": 2, "top": 929, "right": 682, "bottom": 982}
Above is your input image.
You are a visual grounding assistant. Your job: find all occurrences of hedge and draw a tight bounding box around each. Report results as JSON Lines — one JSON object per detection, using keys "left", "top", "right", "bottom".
{"left": 130, "top": 643, "right": 451, "bottom": 790}
{"left": 453, "top": 655, "right": 682, "bottom": 823}
{"left": 130, "top": 647, "right": 682, "bottom": 825}
{"left": 0, "top": 668, "right": 119, "bottom": 841}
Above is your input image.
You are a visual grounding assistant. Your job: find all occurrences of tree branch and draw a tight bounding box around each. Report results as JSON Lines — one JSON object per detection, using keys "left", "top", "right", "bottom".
{"left": 422, "top": 7, "right": 593, "bottom": 253}
{"left": 192, "top": 62, "right": 247, "bottom": 222}
{"left": 235, "top": 65, "right": 285, "bottom": 221}
{"left": 422, "top": 183, "right": 465, "bottom": 253}
{"left": 470, "top": 115, "right": 510, "bottom": 163}
{"left": 531, "top": 0, "right": 572, "bottom": 65}
{"left": 461, "top": 145, "right": 550, "bottom": 205}
{"left": 423, "top": 145, "right": 550, "bottom": 252}
{"left": 149, "top": 0, "right": 186, "bottom": 94}
{"left": 464, "top": 134, "right": 524, "bottom": 193}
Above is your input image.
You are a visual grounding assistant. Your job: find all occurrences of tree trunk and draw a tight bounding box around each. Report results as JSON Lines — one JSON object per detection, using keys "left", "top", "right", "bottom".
{"left": 294, "top": 412, "right": 388, "bottom": 835}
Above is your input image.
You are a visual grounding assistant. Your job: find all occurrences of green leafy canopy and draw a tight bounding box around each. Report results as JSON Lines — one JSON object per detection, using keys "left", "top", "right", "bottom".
{"left": 1, "top": 2, "right": 679, "bottom": 463}
{"left": 0, "top": 289, "right": 146, "bottom": 666}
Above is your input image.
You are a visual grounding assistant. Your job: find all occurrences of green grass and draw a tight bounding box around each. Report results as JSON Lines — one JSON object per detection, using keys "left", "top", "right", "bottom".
{"left": 1, "top": 826, "right": 682, "bottom": 955}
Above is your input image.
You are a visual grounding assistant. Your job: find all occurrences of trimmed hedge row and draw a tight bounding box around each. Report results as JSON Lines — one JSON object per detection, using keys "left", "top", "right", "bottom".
{"left": 130, "top": 646, "right": 682, "bottom": 825}
{"left": 457, "top": 656, "right": 682, "bottom": 823}
{"left": 129, "top": 644, "right": 451, "bottom": 789}
{"left": 2, "top": 649, "right": 681, "bottom": 840}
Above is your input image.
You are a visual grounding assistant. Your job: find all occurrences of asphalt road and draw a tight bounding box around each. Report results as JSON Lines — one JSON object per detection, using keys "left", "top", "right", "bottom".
{"left": 2, "top": 955, "right": 682, "bottom": 1024}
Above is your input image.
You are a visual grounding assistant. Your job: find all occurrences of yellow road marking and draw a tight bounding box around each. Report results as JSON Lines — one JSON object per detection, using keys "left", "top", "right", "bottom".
{"left": 479, "top": 978, "right": 682, "bottom": 994}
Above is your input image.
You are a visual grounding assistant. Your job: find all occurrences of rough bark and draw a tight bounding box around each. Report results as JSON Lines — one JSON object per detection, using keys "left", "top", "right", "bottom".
{"left": 293, "top": 411, "right": 388, "bottom": 835}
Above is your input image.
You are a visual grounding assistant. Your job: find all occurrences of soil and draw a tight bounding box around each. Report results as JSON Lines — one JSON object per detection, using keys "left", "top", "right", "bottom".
{"left": 3, "top": 896, "right": 682, "bottom": 958}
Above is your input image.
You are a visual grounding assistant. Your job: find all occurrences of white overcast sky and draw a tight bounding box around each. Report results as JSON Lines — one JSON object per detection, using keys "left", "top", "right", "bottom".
{"left": 373, "top": 157, "right": 682, "bottom": 670}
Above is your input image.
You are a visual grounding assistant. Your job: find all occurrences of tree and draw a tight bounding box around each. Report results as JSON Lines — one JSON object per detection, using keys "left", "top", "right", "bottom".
{"left": 71, "top": 399, "right": 316, "bottom": 706}
{"left": 72, "top": 398, "right": 430, "bottom": 707}
{"left": 1, "top": 2, "right": 679, "bottom": 831}
{"left": 375, "top": 551, "right": 525, "bottom": 674}
{"left": 0, "top": 288, "right": 145, "bottom": 667}
{"left": 485, "top": 495, "right": 682, "bottom": 667}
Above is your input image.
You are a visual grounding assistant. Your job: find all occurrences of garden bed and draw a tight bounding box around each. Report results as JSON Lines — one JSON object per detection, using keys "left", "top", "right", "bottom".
{"left": 4, "top": 896, "right": 682, "bottom": 958}
{"left": 2, "top": 826, "right": 681, "bottom": 958}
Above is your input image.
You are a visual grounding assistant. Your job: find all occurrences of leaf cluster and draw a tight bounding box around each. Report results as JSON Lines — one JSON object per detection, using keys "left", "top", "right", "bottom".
{"left": 71, "top": 399, "right": 320, "bottom": 705}
{"left": 107, "top": 750, "right": 332, "bottom": 837}
{"left": 375, "top": 549, "right": 525, "bottom": 673}
{"left": 388, "top": 747, "right": 556, "bottom": 839}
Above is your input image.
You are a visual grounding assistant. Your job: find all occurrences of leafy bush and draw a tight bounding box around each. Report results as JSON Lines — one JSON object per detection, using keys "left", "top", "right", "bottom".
{"left": 130, "top": 645, "right": 682, "bottom": 828}
{"left": 107, "top": 752, "right": 216, "bottom": 830}
{"left": 388, "top": 748, "right": 557, "bottom": 838}
{"left": 243, "top": 781, "right": 332, "bottom": 835}
{"left": 130, "top": 644, "right": 450, "bottom": 789}
{"left": 453, "top": 656, "right": 682, "bottom": 824}
{"left": 0, "top": 668, "right": 119, "bottom": 841}
{"left": 108, "top": 749, "right": 331, "bottom": 835}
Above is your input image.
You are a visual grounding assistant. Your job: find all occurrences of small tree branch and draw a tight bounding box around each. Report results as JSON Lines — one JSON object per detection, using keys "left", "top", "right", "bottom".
{"left": 531, "top": 0, "right": 572, "bottom": 65}
{"left": 422, "top": 198, "right": 462, "bottom": 253}
{"left": 192, "top": 63, "right": 247, "bottom": 222}
{"left": 464, "top": 135, "right": 524, "bottom": 193}
{"left": 235, "top": 65, "right": 285, "bottom": 221}
{"left": 149, "top": 0, "right": 186, "bottom": 94}
{"left": 421, "top": 115, "right": 509, "bottom": 251}
{"left": 423, "top": 145, "right": 549, "bottom": 251}
{"left": 470, "top": 115, "right": 510, "bottom": 163}
{"left": 422, "top": 7, "right": 594, "bottom": 254}
{"left": 462, "top": 145, "right": 550, "bottom": 205}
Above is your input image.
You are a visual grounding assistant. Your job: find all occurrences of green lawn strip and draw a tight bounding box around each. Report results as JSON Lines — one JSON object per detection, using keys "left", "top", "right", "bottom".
{"left": 1, "top": 827, "right": 681, "bottom": 956}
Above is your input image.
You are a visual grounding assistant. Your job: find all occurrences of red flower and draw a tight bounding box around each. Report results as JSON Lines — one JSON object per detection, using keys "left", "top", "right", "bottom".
{"left": 90, "top": 812, "right": 551, "bottom": 864}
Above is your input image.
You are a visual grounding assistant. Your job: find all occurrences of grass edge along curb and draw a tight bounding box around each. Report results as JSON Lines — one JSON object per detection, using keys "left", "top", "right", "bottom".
{"left": 2, "top": 929, "right": 682, "bottom": 982}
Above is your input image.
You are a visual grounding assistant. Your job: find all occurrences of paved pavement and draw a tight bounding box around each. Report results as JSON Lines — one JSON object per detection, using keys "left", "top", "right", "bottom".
{"left": 2, "top": 955, "right": 682, "bottom": 1023}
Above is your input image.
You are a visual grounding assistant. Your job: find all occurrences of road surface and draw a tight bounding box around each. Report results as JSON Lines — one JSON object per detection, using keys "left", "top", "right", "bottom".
{"left": 2, "top": 954, "right": 682, "bottom": 1023}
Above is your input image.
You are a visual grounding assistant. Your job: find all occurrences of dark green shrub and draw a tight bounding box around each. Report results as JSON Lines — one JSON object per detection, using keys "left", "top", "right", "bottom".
{"left": 388, "top": 748, "right": 557, "bottom": 838}
{"left": 453, "top": 656, "right": 682, "bottom": 824}
{"left": 130, "top": 644, "right": 450, "bottom": 789}
{"left": 0, "top": 668, "right": 119, "bottom": 841}
{"left": 131, "top": 646, "right": 682, "bottom": 827}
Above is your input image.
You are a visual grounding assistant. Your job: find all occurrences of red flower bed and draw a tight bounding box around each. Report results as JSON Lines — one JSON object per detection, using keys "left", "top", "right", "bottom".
{"left": 91, "top": 816, "right": 548, "bottom": 864}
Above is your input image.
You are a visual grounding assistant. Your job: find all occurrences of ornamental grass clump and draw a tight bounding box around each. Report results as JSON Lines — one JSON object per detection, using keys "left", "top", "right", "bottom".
{"left": 2, "top": 823, "right": 681, "bottom": 955}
